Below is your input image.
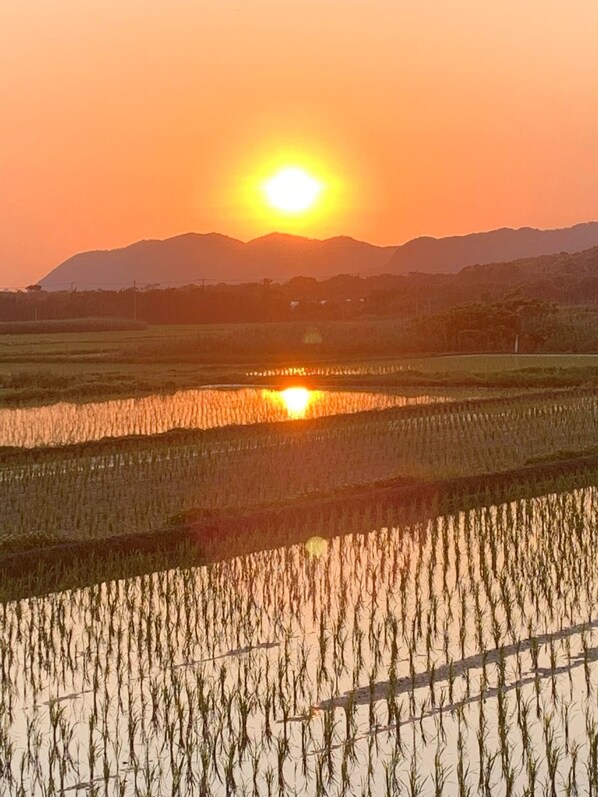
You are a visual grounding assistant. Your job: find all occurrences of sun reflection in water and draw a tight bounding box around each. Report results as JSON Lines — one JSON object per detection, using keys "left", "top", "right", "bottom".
{"left": 262, "top": 386, "right": 317, "bottom": 419}
{"left": 281, "top": 387, "right": 311, "bottom": 418}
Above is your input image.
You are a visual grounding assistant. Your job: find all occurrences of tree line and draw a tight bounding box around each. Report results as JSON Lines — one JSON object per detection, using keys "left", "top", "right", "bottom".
{"left": 2, "top": 247, "right": 598, "bottom": 353}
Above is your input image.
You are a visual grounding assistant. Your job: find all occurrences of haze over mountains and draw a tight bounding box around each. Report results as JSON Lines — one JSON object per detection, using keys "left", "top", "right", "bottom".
{"left": 39, "top": 222, "right": 598, "bottom": 290}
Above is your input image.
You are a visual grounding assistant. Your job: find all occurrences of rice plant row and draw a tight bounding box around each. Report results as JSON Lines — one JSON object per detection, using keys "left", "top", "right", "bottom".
{"left": 1, "top": 485, "right": 598, "bottom": 794}
{"left": 2, "top": 390, "right": 598, "bottom": 552}
{"left": 0, "top": 387, "right": 466, "bottom": 449}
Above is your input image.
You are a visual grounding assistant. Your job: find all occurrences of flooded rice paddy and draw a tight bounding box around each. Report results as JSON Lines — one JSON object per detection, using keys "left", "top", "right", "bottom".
{"left": 2, "top": 485, "right": 598, "bottom": 795}
{"left": 248, "top": 364, "right": 418, "bottom": 378}
{"left": 0, "top": 386, "right": 480, "bottom": 448}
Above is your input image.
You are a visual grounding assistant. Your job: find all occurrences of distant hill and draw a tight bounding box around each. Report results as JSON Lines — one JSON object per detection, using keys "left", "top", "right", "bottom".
{"left": 39, "top": 233, "right": 396, "bottom": 290}
{"left": 39, "top": 222, "right": 598, "bottom": 289}
{"left": 385, "top": 222, "right": 598, "bottom": 274}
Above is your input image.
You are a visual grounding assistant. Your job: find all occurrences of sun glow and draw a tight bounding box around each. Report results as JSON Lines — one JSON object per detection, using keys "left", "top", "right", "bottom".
{"left": 235, "top": 141, "right": 347, "bottom": 233}
{"left": 263, "top": 167, "right": 323, "bottom": 213}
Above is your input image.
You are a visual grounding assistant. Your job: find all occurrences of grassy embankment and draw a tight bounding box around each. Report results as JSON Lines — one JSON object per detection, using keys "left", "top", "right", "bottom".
{"left": 2, "top": 321, "right": 598, "bottom": 405}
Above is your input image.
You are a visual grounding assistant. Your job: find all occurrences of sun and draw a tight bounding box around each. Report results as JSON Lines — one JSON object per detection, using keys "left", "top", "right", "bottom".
{"left": 263, "top": 167, "right": 323, "bottom": 213}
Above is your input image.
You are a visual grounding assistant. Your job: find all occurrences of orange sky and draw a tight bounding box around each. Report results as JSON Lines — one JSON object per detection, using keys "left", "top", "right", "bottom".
{"left": 1, "top": 0, "right": 598, "bottom": 286}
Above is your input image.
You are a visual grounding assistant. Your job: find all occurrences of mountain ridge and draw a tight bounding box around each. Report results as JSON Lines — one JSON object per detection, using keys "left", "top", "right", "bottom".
{"left": 39, "top": 221, "right": 598, "bottom": 290}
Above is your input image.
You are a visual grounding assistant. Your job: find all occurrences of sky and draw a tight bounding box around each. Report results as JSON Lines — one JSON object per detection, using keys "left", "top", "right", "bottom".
{"left": 1, "top": 0, "right": 598, "bottom": 286}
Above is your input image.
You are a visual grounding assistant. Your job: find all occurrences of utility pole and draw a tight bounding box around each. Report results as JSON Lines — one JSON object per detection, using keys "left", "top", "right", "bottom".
{"left": 133, "top": 280, "right": 137, "bottom": 321}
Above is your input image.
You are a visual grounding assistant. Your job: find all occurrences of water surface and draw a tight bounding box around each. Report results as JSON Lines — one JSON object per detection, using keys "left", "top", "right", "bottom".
{"left": 1, "top": 486, "right": 597, "bottom": 794}
{"left": 0, "top": 386, "right": 478, "bottom": 448}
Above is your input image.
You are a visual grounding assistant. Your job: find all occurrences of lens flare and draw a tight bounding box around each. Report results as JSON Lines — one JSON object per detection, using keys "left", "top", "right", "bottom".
{"left": 305, "top": 536, "right": 328, "bottom": 558}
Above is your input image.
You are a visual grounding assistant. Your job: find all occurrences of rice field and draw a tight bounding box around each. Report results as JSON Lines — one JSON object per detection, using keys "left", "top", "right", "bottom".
{"left": 3, "top": 361, "right": 598, "bottom": 795}
{"left": 248, "top": 353, "right": 598, "bottom": 379}
{"left": 0, "top": 387, "right": 475, "bottom": 449}
{"left": 2, "top": 483, "right": 598, "bottom": 795}
{"left": 2, "top": 389, "right": 598, "bottom": 553}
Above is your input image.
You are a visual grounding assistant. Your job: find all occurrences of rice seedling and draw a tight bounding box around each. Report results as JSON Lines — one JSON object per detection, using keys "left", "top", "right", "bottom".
{"left": 3, "top": 379, "right": 598, "bottom": 793}
{"left": 0, "top": 386, "right": 469, "bottom": 448}
{"left": 2, "top": 388, "right": 598, "bottom": 556}
{"left": 0, "top": 479, "right": 598, "bottom": 794}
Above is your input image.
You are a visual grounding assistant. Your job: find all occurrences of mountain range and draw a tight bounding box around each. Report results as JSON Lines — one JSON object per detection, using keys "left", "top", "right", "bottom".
{"left": 39, "top": 221, "right": 598, "bottom": 290}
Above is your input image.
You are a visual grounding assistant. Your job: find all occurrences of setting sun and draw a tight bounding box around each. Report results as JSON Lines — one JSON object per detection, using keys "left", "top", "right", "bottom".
{"left": 263, "top": 167, "right": 323, "bottom": 213}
